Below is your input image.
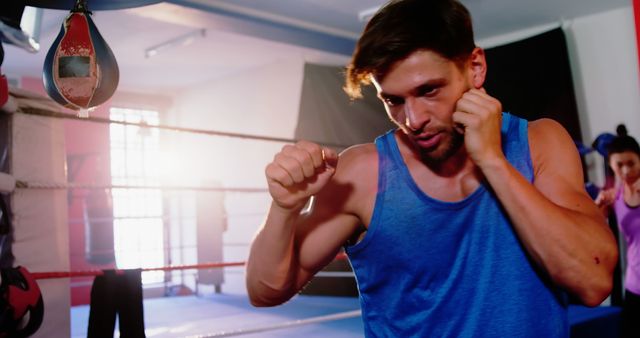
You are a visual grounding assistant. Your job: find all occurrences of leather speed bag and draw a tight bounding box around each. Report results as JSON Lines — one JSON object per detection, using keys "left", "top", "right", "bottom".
{"left": 43, "top": 9, "right": 119, "bottom": 110}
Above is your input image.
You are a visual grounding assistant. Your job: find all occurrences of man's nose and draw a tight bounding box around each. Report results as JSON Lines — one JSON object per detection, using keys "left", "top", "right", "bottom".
{"left": 404, "top": 98, "right": 429, "bottom": 132}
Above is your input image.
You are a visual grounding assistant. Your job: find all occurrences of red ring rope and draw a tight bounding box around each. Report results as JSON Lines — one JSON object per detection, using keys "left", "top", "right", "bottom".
{"left": 31, "top": 253, "right": 349, "bottom": 280}
{"left": 31, "top": 261, "right": 246, "bottom": 280}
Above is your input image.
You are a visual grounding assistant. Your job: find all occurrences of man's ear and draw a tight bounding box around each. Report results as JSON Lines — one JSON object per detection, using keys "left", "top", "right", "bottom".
{"left": 468, "top": 47, "right": 487, "bottom": 89}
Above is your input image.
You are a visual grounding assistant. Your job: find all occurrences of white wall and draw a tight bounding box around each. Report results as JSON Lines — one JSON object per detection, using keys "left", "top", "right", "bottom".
{"left": 167, "top": 58, "right": 306, "bottom": 293}
{"left": 566, "top": 6, "right": 640, "bottom": 141}
{"left": 565, "top": 6, "right": 640, "bottom": 186}
{"left": 168, "top": 58, "right": 305, "bottom": 186}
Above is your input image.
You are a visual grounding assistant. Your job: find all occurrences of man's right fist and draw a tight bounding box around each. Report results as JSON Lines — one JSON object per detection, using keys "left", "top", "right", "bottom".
{"left": 265, "top": 141, "right": 338, "bottom": 210}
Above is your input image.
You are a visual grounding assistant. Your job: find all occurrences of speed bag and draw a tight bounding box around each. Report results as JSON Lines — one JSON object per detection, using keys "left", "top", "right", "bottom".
{"left": 42, "top": 9, "right": 119, "bottom": 110}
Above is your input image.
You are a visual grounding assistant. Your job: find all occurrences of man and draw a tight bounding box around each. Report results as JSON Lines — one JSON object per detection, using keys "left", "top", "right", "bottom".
{"left": 246, "top": 0, "right": 618, "bottom": 336}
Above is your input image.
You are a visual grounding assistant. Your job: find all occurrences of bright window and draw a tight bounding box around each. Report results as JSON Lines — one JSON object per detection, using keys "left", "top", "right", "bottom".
{"left": 109, "top": 107, "right": 164, "bottom": 284}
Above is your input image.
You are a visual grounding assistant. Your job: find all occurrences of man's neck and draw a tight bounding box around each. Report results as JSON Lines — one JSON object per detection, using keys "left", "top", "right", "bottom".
{"left": 397, "top": 134, "right": 484, "bottom": 201}
{"left": 422, "top": 145, "right": 475, "bottom": 178}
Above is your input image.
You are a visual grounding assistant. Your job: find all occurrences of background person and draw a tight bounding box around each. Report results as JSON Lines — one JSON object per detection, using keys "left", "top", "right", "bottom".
{"left": 595, "top": 124, "right": 640, "bottom": 338}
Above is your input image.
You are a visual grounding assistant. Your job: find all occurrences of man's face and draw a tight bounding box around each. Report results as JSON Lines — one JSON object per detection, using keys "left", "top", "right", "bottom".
{"left": 371, "top": 49, "right": 475, "bottom": 162}
{"left": 609, "top": 151, "right": 640, "bottom": 185}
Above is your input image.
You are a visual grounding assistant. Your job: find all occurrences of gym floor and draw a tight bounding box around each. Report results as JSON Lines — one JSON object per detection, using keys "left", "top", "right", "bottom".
{"left": 71, "top": 292, "right": 624, "bottom": 337}
{"left": 71, "top": 293, "right": 365, "bottom": 337}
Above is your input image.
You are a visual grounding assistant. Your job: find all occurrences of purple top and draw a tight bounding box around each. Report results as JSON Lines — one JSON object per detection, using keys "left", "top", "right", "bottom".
{"left": 613, "top": 188, "right": 640, "bottom": 294}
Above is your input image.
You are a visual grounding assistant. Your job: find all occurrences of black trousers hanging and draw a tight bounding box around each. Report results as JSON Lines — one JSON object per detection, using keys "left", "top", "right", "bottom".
{"left": 87, "top": 269, "right": 145, "bottom": 338}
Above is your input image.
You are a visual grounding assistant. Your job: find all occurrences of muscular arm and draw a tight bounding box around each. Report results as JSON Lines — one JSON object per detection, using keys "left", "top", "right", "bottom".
{"left": 245, "top": 144, "right": 368, "bottom": 306}
{"left": 245, "top": 201, "right": 359, "bottom": 306}
{"left": 482, "top": 119, "right": 617, "bottom": 306}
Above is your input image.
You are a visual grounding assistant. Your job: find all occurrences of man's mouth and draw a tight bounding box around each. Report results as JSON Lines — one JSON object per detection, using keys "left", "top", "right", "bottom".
{"left": 413, "top": 132, "right": 442, "bottom": 149}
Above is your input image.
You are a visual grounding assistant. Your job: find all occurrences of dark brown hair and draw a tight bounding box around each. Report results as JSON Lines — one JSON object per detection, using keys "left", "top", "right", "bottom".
{"left": 344, "top": 0, "right": 476, "bottom": 99}
{"left": 607, "top": 124, "right": 640, "bottom": 158}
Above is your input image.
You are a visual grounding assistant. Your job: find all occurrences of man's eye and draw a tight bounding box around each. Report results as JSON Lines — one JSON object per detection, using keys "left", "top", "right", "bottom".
{"left": 384, "top": 97, "right": 403, "bottom": 107}
{"left": 419, "top": 87, "right": 437, "bottom": 97}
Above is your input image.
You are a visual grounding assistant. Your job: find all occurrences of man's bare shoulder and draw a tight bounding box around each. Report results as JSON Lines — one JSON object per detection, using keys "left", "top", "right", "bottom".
{"left": 312, "top": 142, "right": 378, "bottom": 219}
{"left": 321, "top": 142, "right": 378, "bottom": 197}
{"left": 527, "top": 118, "right": 568, "bottom": 138}
{"left": 334, "top": 142, "right": 378, "bottom": 179}
{"left": 527, "top": 118, "right": 581, "bottom": 177}
{"left": 528, "top": 118, "right": 576, "bottom": 152}
{"left": 326, "top": 142, "right": 378, "bottom": 220}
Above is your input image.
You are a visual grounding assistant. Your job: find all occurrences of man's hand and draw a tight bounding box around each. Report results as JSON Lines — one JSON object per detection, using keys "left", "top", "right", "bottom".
{"left": 265, "top": 140, "right": 338, "bottom": 210}
{"left": 452, "top": 88, "right": 504, "bottom": 168}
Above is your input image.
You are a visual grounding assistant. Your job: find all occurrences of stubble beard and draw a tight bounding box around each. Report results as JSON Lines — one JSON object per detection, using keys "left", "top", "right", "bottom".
{"left": 418, "top": 129, "right": 465, "bottom": 166}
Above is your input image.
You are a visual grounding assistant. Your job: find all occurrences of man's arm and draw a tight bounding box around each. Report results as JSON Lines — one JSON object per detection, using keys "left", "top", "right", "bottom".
{"left": 245, "top": 142, "right": 364, "bottom": 306}
{"left": 487, "top": 119, "right": 617, "bottom": 306}
{"left": 454, "top": 89, "right": 617, "bottom": 306}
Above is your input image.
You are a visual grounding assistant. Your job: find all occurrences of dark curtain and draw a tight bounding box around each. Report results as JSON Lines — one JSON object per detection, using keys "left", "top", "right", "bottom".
{"left": 483, "top": 28, "right": 582, "bottom": 142}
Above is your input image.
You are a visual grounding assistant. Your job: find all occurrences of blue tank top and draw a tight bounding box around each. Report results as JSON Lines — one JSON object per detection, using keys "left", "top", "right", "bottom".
{"left": 345, "top": 113, "right": 568, "bottom": 337}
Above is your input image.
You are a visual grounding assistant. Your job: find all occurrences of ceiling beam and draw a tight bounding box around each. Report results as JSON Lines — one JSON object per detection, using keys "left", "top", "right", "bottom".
{"left": 166, "top": 0, "right": 357, "bottom": 56}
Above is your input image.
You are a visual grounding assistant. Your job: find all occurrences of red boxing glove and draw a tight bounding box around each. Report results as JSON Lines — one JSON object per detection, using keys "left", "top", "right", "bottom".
{"left": 0, "top": 266, "right": 44, "bottom": 337}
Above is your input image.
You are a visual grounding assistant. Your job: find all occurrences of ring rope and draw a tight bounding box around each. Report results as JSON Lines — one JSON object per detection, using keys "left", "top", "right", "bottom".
{"left": 30, "top": 253, "right": 348, "bottom": 280}
{"left": 16, "top": 180, "right": 268, "bottom": 193}
{"left": 17, "top": 106, "right": 349, "bottom": 149}
{"left": 31, "top": 261, "right": 246, "bottom": 280}
{"left": 188, "top": 310, "right": 362, "bottom": 338}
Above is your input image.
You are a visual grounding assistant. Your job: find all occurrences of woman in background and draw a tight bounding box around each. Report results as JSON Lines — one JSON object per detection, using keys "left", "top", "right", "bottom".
{"left": 596, "top": 124, "right": 640, "bottom": 338}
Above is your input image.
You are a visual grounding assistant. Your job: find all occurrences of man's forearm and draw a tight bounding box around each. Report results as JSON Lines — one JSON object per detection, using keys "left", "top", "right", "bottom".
{"left": 245, "top": 202, "right": 304, "bottom": 306}
{"left": 481, "top": 158, "right": 617, "bottom": 305}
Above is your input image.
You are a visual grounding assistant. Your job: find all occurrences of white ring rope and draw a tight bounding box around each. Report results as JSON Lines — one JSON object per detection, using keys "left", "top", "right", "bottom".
{"left": 187, "top": 309, "right": 362, "bottom": 338}
{"left": 0, "top": 173, "right": 266, "bottom": 193}
{"left": 16, "top": 180, "right": 268, "bottom": 193}
{"left": 13, "top": 103, "right": 348, "bottom": 149}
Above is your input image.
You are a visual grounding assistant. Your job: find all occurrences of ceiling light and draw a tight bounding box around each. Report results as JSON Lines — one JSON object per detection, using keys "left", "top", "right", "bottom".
{"left": 144, "top": 28, "right": 206, "bottom": 58}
